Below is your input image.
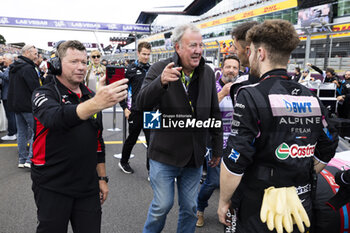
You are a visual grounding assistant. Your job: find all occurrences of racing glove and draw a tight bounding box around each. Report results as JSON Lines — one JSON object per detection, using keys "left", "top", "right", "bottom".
{"left": 285, "top": 186, "right": 310, "bottom": 233}
{"left": 260, "top": 187, "right": 293, "bottom": 233}
{"left": 260, "top": 186, "right": 310, "bottom": 233}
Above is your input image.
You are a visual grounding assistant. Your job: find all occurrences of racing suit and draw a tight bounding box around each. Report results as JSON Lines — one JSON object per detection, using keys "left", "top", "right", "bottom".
{"left": 223, "top": 69, "right": 338, "bottom": 233}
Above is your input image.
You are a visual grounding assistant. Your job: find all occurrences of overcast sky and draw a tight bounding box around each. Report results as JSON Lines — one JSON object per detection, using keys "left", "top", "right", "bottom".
{"left": 0, "top": 0, "right": 191, "bottom": 51}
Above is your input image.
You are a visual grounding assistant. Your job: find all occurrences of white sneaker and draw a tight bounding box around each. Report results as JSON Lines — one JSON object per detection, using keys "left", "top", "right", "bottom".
{"left": 1, "top": 135, "right": 17, "bottom": 140}
{"left": 18, "top": 163, "right": 25, "bottom": 168}
{"left": 24, "top": 163, "right": 31, "bottom": 168}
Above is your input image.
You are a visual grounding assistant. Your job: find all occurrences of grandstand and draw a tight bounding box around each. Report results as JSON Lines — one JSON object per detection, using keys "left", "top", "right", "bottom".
{"left": 132, "top": 0, "right": 350, "bottom": 73}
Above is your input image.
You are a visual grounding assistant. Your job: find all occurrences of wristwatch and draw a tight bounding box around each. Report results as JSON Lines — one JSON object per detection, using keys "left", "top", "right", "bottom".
{"left": 98, "top": 176, "right": 109, "bottom": 183}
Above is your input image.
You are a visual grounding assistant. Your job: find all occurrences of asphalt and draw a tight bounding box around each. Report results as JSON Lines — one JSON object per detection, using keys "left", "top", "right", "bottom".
{"left": 0, "top": 110, "right": 223, "bottom": 233}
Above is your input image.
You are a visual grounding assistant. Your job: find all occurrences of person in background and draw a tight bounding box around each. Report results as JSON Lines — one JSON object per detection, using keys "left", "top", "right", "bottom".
{"left": 35, "top": 53, "right": 44, "bottom": 80}
{"left": 307, "top": 63, "right": 339, "bottom": 85}
{"left": 337, "top": 70, "right": 350, "bottom": 118}
{"left": 7, "top": 45, "right": 41, "bottom": 168}
{"left": 85, "top": 50, "right": 106, "bottom": 92}
{"left": 124, "top": 59, "right": 130, "bottom": 67}
{"left": 230, "top": 21, "right": 260, "bottom": 96}
{"left": 291, "top": 67, "right": 301, "bottom": 82}
{"left": 298, "top": 69, "right": 315, "bottom": 83}
{"left": 0, "top": 55, "right": 5, "bottom": 72}
{"left": 0, "top": 53, "right": 17, "bottom": 141}
{"left": 138, "top": 23, "right": 222, "bottom": 233}
{"left": 196, "top": 55, "right": 239, "bottom": 227}
{"left": 39, "top": 57, "right": 48, "bottom": 77}
{"left": 101, "top": 59, "right": 108, "bottom": 66}
{"left": 118, "top": 41, "right": 152, "bottom": 174}
{"left": 31, "top": 40, "right": 128, "bottom": 233}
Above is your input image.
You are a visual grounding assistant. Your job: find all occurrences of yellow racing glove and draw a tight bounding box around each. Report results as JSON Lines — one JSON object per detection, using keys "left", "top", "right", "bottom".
{"left": 260, "top": 186, "right": 310, "bottom": 233}
{"left": 260, "top": 186, "right": 293, "bottom": 233}
{"left": 285, "top": 186, "right": 310, "bottom": 232}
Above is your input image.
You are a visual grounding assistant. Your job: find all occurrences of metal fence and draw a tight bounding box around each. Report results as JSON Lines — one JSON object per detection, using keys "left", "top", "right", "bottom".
{"left": 289, "top": 23, "right": 350, "bottom": 74}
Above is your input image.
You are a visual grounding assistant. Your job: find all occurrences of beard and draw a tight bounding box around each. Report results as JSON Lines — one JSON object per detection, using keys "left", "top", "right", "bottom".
{"left": 249, "top": 54, "right": 260, "bottom": 78}
{"left": 223, "top": 74, "right": 237, "bottom": 83}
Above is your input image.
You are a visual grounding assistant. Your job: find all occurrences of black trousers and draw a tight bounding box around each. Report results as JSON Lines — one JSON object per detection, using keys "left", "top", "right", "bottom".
{"left": 121, "top": 111, "right": 149, "bottom": 166}
{"left": 32, "top": 183, "right": 101, "bottom": 233}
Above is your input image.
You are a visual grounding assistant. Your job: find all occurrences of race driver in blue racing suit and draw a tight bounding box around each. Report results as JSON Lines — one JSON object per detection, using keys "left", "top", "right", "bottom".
{"left": 218, "top": 19, "right": 339, "bottom": 233}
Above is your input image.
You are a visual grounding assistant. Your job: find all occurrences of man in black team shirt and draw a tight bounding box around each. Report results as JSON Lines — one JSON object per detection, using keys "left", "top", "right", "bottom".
{"left": 218, "top": 20, "right": 338, "bottom": 233}
{"left": 31, "top": 40, "right": 128, "bottom": 233}
{"left": 119, "top": 41, "right": 151, "bottom": 174}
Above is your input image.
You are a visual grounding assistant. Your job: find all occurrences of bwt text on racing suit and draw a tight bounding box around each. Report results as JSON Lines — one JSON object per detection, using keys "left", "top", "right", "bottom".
{"left": 223, "top": 69, "right": 339, "bottom": 232}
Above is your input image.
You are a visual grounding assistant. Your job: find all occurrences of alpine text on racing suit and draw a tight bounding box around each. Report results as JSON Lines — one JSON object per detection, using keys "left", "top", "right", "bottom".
{"left": 223, "top": 69, "right": 339, "bottom": 232}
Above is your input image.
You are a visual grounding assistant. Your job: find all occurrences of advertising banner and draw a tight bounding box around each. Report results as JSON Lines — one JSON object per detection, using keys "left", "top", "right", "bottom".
{"left": 0, "top": 16, "right": 150, "bottom": 33}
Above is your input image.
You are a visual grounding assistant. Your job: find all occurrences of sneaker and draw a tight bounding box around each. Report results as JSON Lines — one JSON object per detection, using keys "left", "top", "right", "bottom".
{"left": 1, "top": 135, "right": 17, "bottom": 141}
{"left": 118, "top": 162, "right": 134, "bottom": 174}
{"left": 196, "top": 211, "right": 204, "bottom": 227}
{"left": 18, "top": 163, "right": 25, "bottom": 168}
{"left": 24, "top": 163, "right": 31, "bottom": 168}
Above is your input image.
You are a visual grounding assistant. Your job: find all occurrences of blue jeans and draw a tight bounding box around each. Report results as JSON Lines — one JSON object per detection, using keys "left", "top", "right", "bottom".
{"left": 15, "top": 112, "right": 34, "bottom": 164}
{"left": 143, "top": 159, "right": 202, "bottom": 233}
{"left": 197, "top": 148, "right": 220, "bottom": 212}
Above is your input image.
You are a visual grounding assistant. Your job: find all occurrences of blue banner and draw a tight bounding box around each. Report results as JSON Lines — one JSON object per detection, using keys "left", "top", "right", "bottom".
{"left": 0, "top": 16, "right": 150, "bottom": 33}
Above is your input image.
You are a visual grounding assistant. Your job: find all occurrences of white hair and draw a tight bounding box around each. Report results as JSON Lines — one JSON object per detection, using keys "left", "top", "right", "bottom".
{"left": 171, "top": 24, "right": 200, "bottom": 46}
{"left": 21, "top": 44, "right": 36, "bottom": 55}
{"left": 3, "top": 53, "right": 13, "bottom": 61}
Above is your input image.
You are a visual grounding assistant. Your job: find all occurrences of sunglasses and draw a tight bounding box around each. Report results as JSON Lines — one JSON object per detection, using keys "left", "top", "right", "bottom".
{"left": 92, "top": 55, "right": 101, "bottom": 59}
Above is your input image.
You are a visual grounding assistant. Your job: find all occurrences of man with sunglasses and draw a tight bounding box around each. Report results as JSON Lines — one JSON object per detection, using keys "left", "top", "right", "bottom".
{"left": 85, "top": 50, "right": 106, "bottom": 92}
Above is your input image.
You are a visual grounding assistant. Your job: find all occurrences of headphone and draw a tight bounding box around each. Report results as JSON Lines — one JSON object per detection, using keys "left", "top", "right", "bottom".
{"left": 135, "top": 60, "right": 150, "bottom": 72}
{"left": 47, "top": 56, "right": 62, "bottom": 76}
{"left": 47, "top": 40, "right": 66, "bottom": 76}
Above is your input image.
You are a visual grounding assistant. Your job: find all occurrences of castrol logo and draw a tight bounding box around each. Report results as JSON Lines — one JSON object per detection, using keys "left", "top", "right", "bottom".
{"left": 290, "top": 144, "right": 315, "bottom": 158}
{"left": 275, "top": 143, "right": 316, "bottom": 160}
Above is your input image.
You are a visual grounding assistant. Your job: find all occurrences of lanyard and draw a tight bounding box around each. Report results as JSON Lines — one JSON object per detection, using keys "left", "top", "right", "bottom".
{"left": 181, "top": 71, "right": 194, "bottom": 91}
{"left": 181, "top": 71, "right": 194, "bottom": 112}
{"left": 35, "top": 67, "right": 42, "bottom": 86}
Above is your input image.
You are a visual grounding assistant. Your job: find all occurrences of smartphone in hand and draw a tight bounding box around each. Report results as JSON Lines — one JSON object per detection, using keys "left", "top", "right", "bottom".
{"left": 106, "top": 65, "right": 125, "bottom": 85}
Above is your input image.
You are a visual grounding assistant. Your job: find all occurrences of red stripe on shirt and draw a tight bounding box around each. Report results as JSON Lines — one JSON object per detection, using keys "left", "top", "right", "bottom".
{"left": 97, "top": 130, "right": 102, "bottom": 152}
{"left": 31, "top": 118, "right": 49, "bottom": 165}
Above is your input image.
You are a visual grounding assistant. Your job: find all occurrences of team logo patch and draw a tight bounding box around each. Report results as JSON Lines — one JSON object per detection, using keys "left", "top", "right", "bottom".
{"left": 275, "top": 143, "right": 316, "bottom": 160}
{"left": 228, "top": 148, "right": 240, "bottom": 163}
{"left": 269, "top": 94, "right": 321, "bottom": 117}
{"left": 143, "top": 110, "right": 161, "bottom": 129}
{"left": 275, "top": 143, "right": 290, "bottom": 160}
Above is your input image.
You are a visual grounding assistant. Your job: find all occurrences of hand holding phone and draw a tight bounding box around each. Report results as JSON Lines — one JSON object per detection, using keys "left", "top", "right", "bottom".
{"left": 106, "top": 65, "right": 125, "bottom": 85}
